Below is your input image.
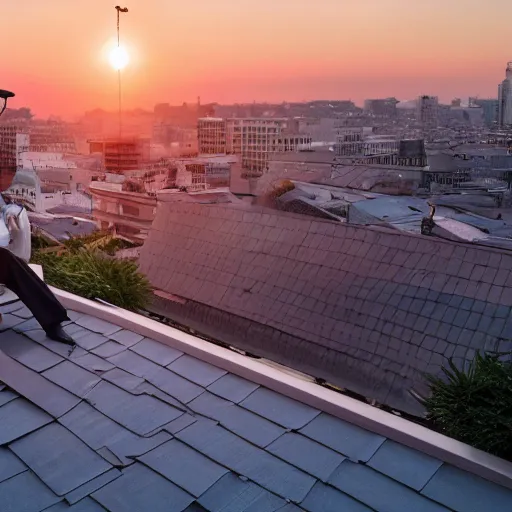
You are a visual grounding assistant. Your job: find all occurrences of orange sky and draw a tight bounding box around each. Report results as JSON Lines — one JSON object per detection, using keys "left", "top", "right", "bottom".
{"left": 2, "top": 0, "right": 510, "bottom": 118}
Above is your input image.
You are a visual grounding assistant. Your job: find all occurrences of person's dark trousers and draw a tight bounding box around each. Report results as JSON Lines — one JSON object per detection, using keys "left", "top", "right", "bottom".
{"left": 0, "top": 247, "right": 69, "bottom": 330}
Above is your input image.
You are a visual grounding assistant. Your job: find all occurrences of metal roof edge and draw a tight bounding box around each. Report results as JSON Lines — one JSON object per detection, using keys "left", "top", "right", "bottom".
{"left": 52, "top": 287, "right": 512, "bottom": 491}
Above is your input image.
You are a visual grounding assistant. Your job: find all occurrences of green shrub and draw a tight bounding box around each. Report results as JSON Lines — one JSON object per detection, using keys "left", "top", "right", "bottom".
{"left": 424, "top": 353, "right": 512, "bottom": 461}
{"left": 32, "top": 250, "right": 151, "bottom": 311}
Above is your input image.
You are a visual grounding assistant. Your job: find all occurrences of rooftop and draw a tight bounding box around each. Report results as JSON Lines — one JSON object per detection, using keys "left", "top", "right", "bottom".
{"left": 0, "top": 277, "right": 511, "bottom": 511}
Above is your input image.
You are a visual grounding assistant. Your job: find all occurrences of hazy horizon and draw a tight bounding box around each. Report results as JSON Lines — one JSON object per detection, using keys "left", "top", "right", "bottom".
{"left": 2, "top": 0, "right": 509, "bottom": 119}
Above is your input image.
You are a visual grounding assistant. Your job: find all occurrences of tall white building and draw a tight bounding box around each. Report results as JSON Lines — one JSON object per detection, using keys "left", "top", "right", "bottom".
{"left": 198, "top": 117, "right": 311, "bottom": 175}
{"left": 498, "top": 62, "right": 512, "bottom": 127}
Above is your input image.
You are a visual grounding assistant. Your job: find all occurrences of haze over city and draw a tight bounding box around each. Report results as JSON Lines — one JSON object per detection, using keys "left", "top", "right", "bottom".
{"left": 3, "top": 0, "right": 511, "bottom": 118}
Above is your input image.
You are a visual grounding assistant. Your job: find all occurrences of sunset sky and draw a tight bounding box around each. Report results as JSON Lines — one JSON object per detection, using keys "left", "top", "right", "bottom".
{"left": 2, "top": 0, "right": 510, "bottom": 118}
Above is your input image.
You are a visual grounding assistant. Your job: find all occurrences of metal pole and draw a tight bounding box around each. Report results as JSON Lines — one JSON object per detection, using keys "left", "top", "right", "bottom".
{"left": 117, "top": 8, "right": 121, "bottom": 139}
{"left": 115, "top": 6, "right": 128, "bottom": 139}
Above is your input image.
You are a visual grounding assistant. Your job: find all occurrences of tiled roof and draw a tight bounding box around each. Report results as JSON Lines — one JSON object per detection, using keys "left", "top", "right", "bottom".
{"left": 1, "top": 299, "right": 511, "bottom": 511}
{"left": 139, "top": 202, "right": 512, "bottom": 414}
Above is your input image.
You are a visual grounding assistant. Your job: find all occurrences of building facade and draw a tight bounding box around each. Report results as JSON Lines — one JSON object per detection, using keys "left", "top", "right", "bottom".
{"left": 363, "top": 98, "right": 398, "bottom": 117}
{"left": 197, "top": 117, "right": 312, "bottom": 175}
{"left": 417, "top": 95, "right": 439, "bottom": 129}
{"left": 498, "top": 62, "right": 512, "bottom": 127}
{"left": 197, "top": 118, "right": 226, "bottom": 154}
{"left": 0, "top": 125, "right": 29, "bottom": 190}
{"left": 470, "top": 98, "right": 498, "bottom": 127}
{"left": 88, "top": 138, "right": 151, "bottom": 173}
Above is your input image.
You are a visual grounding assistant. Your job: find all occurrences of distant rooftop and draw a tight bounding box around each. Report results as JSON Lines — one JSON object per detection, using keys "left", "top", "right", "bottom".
{"left": 0, "top": 286, "right": 511, "bottom": 511}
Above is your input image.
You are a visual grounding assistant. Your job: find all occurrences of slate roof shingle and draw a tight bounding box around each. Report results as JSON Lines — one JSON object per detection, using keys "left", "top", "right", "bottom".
{"left": 139, "top": 202, "right": 512, "bottom": 414}
{"left": 0, "top": 298, "right": 512, "bottom": 511}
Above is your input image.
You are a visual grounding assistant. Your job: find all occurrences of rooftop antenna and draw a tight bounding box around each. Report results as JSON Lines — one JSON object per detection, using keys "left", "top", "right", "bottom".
{"left": 115, "top": 6, "right": 129, "bottom": 138}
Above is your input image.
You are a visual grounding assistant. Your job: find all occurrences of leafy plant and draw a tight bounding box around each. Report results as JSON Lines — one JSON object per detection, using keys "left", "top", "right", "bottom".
{"left": 424, "top": 352, "right": 512, "bottom": 461}
{"left": 32, "top": 249, "right": 151, "bottom": 311}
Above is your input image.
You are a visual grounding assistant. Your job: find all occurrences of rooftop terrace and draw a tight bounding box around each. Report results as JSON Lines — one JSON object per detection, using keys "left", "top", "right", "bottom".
{"left": 0, "top": 280, "right": 511, "bottom": 511}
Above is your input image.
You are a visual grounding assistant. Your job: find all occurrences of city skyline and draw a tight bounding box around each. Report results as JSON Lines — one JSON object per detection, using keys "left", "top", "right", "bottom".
{"left": 2, "top": 0, "right": 511, "bottom": 118}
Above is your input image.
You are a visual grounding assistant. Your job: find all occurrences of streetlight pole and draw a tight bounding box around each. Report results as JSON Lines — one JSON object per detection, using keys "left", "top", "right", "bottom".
{"left": 115, "top": 6, "right": 128, "bottom": 139}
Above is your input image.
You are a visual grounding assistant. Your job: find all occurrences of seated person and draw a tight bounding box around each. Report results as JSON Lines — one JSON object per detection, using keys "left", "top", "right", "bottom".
{"left": 0, "top": 197, "right": 74, "bottom": 345}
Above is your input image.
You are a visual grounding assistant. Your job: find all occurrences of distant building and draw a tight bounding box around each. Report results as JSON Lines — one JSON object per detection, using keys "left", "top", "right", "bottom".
{"left": 363, "top": 98, "right": 398, "bottom": 117}
{"left": 197, "top": 118, "right": 226, "bottom": 154}
{"left": 470, "top": 98, "right": 498, "bottom": 126}
{"left": 88, "top": 138, "right": 150, "bottom": 173}
{"left": 90, "top": 180, "right": 157, "bottom": 242}
{"left": 336, "top": 133, "right": 398, "bottom": 157}
{"left": 197, "top": 117, "right": 312, "bottom": 175}
{"left": 0, "top": 125, "right": 29, "bottom": 190}
{"left": 297, "top": 118, "right": 338, "bottom": 143}
{"left": 154, "top": 100, "right": 215, "bottom": 128}
{"left": 417, "top": 95, "right": 439, "bottom": 129}
{"left": 498, "top": 62, "right": 512, "bottom": 127}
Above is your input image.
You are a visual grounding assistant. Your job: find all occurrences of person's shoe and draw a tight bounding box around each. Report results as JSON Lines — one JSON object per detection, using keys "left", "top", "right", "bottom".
{"left": 45, "top": 324, "right": 75, "bottom": 346}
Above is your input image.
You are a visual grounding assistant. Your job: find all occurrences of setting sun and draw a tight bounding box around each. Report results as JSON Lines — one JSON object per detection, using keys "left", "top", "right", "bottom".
{"left": 109, "top": 45, "right": 129, "bottom": 71}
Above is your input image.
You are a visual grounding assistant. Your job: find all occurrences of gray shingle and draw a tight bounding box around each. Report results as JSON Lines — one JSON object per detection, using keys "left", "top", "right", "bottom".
{"left": 267, "top": 432, "right": 344, "bottom": 481}
{"left": 0, "top": 314, "right": 29, "bottom": 331}
{"left": 64, "top": 468, "right": 121, "bottom": 504}
{"left": 198, "top": 472, "right": 286, "bottom": 512}
{"left": 329, "top": 461, "right": 450, "bottom": 512}
{"left": 0, "top": 389, "right": 18, "bottom": 407}
{"left": 0, "top": 471, "right": 61, "bottom": 512}
{"left": 59, "top": 402, "right": 138, "bottom": 450}
{"left": 92, "top": 463, "right": 194, "bottom": 512}
{"left": 299, "top": 413, "right": 385, "bottom": 462}
{"left": 131, "top": 338, "right": 183, "bottom": 365}
{"left": 163, "top": 414, "right": 198, "bottom": 435}
{"left": 367, "top": 440, "right": 442, "bottom": 490}
{"left": 45, "top": 498, "right": 107, "bottom": 511}
{"left": 71, "top": 352, "right": 116, "bottom": 373}
{"left": 148, "top": 367, "right": 205, "bottom": 404}
{"left": 139, "top": 439, "right": 228, "bottom": 497}
{"left": 0, "top": 330, "right": 63, "bottom": 372}
{"left": 207, "top": 373, "right": 260, "bottom": 403}
{"left": 42, "top": 361, "right": 102, "bottom": 398}
{"left": 107, "top": 430, "right": 172, "bottom": 462}
{"left": 240, "top": 388, "right": 320, "bottom": 429}
{"left": 188, "top": 392, "right": 285, "bottom": 447}
{"left": 301, "top": 482, "right": 373, "bottom": 512}
{"left": 176, "top": 420, "right": 315, "bottom": 502}
{"left": 86, "top": 381, "right": 183, "bottom": 435}
{"left": 0, "top": 447, "right": 27, "bottom": 483}
{"left": 107, "top": 350, "right": 162, "bottom": 379}
{"left": 73, "top": 332, "right": 109, "bottom": 351}
{"left": 75, "top": 315, "right": 122, "bottom": 336}
{"left": 101, "top": 368, "right": 145, "bottom": 392}
{"left": 12, "top": 317, "right": 41, "bottom": 332}
{"left": 168, "top": 355, "right": 227, "bottom": 387}
{"left": 422, "top": 464, "right": 512, "bottom": 512}
{"left": 108, "top": 329, "right": 144, "bottom": 347}
{"left": 0, "top": 398, "right": 52, "bottom": 444}
{"left": 25, "top": 329, "right": 78, "bottom": 358}
{"left": 10, "top": 423, "right": 112, "bottom": 496}
{"left": 91, "top": 341, "right": 127, "bottom": 358}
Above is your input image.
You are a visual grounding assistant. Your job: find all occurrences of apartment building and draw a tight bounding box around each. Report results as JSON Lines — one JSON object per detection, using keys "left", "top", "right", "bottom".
{"left": 198, "top": 117, "right": 311, "bottom": 175}
{"left": 88, "top": 138, "right": 150, "bottom": 173}
{"left": 0, "top": 125, "right": 29, "bottom": 190}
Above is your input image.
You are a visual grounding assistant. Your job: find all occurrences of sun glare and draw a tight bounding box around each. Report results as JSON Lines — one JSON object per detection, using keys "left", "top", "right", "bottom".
{"left": 109, "top": 46, "right": 129, "bottom": 70}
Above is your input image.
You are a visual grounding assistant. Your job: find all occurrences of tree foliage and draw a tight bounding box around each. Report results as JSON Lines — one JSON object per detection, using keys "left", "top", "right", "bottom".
{"left": 424, "top": 352, "right": 512, "bottom": 461}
